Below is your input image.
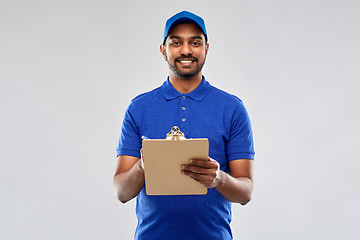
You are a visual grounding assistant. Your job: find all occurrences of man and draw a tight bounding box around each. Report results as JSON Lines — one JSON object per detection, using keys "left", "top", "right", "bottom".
{"left": 114, "top": 11, "right": 255, "bottom": 240}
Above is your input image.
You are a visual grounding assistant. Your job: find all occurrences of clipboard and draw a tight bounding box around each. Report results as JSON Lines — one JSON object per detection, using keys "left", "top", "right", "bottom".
{"left": 142, "top": 126, "right": 208, "bottom": 195}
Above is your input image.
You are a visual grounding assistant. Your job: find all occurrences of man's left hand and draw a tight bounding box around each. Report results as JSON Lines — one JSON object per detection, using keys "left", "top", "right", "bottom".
{"left": 181, "top": 157, "right": 223, "bottom": 188}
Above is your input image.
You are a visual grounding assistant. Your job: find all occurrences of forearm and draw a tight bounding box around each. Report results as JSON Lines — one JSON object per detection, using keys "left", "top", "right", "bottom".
{"left": 215, "top": 171, "right": 253, "bottom": 205}
{"left": 113, "top": 159, "right": 145, "bottom": 203}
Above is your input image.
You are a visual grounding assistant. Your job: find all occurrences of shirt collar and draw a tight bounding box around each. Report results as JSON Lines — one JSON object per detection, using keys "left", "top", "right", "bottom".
{"left": 161, "top": 76, "right": 211, "bottom": 102}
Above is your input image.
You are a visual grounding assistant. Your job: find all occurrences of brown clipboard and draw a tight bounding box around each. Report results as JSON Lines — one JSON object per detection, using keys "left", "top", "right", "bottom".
{"left": 142, "top": 126, "right": 208, "bottom": 195}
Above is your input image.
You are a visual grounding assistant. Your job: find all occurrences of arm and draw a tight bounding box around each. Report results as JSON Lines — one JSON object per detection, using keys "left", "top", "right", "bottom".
{"left": 181, "top": 158, "right": 254, "bottom": 205}
{"left": 113, "top": 154, "right": 145, "bottom": 203}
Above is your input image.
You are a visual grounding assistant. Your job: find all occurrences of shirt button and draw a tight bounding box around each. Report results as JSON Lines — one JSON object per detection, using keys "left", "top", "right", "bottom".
{"left": 182, "top": 96, "right": 186, "bottom": 100}
{"left": 181, "top": 106, "right": 186, "bottom": 111}
{"left": 182, "top": 118, "right": 186, "bottom": 122}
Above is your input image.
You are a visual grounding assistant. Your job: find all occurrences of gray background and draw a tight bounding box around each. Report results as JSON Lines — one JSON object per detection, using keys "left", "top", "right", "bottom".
{"left": 1, "top": 0, "right": 359, "bottom": 239}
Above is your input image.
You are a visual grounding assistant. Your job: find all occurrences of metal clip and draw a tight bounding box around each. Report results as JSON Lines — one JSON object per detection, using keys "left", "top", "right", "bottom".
{"left": 166, "top": 126, "right": 186, "bottom": 140}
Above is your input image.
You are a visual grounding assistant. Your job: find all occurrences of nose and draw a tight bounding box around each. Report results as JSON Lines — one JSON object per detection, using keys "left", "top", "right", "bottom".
{"left": 180, "top": 42, "right": 192, "bottom": 55}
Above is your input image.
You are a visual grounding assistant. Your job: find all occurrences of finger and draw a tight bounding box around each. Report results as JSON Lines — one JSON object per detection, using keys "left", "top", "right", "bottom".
{"left": 189, "top": 159, "right": 218, "bottom": 169}
{"left": 187, "top": 174, "right": 214, "bottom": 188}
{"left": 185, "top": 171, "right": 214, "bottom": 182}
{"left": 139, "top": 148, "right": 145, "bottom": 170}
{"left": 182, "top": 168, "right": 216, "bottom": 180}
{"left": 184, "top": 165, "right": 215, "bottom": 175}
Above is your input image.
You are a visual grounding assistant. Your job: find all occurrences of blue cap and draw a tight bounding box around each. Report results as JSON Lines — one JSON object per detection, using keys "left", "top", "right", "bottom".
{"left": 163, "top": 11, "right": 207, "bottom": 44}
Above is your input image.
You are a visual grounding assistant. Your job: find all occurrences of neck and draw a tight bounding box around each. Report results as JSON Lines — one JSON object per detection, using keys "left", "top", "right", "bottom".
{"left": 168, "top": 72, "right": 203, "bottom": 94}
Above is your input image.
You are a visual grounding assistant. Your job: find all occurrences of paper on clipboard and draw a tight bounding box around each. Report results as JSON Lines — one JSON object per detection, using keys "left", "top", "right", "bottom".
{"left": 142, "top": 126, "right": 208, "bottom": 195}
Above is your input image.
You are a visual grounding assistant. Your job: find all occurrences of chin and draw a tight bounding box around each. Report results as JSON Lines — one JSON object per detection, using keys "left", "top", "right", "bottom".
{"left": 177, "top": 72, "right": 200, "bottom": 79}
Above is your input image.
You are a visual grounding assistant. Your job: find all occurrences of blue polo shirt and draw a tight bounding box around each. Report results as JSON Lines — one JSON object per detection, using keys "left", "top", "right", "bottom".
{"left": 117, "top": 76, "right": 254, "bottom": 240}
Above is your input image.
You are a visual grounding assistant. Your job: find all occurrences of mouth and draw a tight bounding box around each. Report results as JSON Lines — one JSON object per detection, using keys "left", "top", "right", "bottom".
{"left": 176, "top": 58, "right": 197, "bottom": 66}
{"left": 179, "top": 60, "right": 194, "bottom": 63}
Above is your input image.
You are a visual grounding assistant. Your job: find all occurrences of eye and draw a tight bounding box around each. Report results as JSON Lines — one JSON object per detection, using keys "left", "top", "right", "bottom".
{"left": 192, "top": 41, "right": 202, "bottom": 46}
{"left": 171, "top": 41, "right": 180, "bottom": 46}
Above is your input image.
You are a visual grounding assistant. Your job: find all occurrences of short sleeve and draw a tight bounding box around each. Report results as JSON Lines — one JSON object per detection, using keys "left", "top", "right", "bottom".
{"left": 225, "top": 100, "right": 255, "bottom": 161}
{"left": 116, "top": 102, "right": 142, "bottom": 158}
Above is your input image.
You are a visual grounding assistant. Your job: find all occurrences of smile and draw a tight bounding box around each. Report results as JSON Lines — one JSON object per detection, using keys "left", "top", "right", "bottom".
{"left": 177, "top": 59, "right": 197, "bottom": 66}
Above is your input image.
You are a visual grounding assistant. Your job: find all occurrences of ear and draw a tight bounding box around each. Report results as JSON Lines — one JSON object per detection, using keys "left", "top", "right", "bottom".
{"left": 205, "top": 43, "right": 209, "bottom": 55}
{"left": 160, "top": 44, "right": 167, "bottom": 61}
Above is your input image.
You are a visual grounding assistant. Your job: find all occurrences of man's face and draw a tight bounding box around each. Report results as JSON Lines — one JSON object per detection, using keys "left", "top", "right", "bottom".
{"left": 161, "top": 22, "right": 209, "bottom": 79}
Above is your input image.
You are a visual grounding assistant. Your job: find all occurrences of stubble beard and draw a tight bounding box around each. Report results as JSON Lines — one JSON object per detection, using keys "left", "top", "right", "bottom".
{"left": 167, "top": 55, "right": 206, "bottom": 79}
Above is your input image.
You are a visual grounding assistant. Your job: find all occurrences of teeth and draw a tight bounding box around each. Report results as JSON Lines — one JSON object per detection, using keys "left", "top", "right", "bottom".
{"left": 180, "top": 60, "right": 192, "bottom": 63}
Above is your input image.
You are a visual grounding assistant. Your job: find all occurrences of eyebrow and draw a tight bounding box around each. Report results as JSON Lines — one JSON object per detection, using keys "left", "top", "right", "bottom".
{"left": 169, "top": 35, "right": 204, "bottom": 40}
{"left": 190, "top": 36, "right": 203, "bottom": 40}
